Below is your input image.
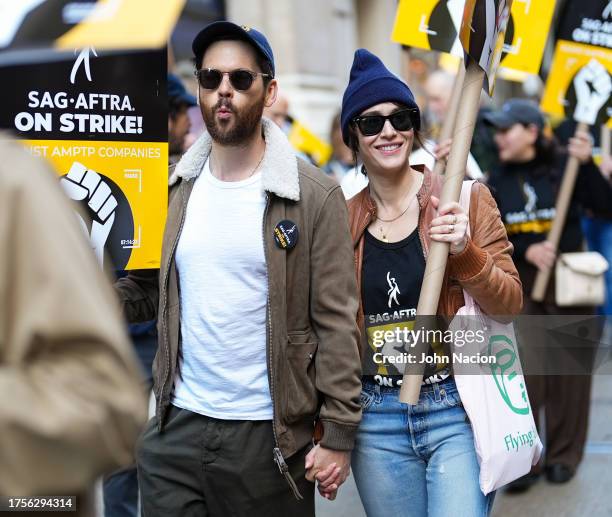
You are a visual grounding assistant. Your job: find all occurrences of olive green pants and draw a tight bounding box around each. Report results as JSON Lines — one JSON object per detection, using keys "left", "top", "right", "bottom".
{"left": 136, "top": 405, "right": 314, "bottom": 516}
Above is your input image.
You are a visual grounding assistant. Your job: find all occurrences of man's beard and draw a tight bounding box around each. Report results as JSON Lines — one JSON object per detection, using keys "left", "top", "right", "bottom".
{"left": 203, "top": 96, "right": 265, "bottom": 146}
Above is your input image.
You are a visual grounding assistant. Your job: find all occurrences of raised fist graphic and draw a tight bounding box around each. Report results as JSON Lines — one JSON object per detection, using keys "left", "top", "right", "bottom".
{"left": 60, "top": 162, "right": 117, "bottom": 265}
{"left": 573, "top": 59, "right": 612, "bottom": 125}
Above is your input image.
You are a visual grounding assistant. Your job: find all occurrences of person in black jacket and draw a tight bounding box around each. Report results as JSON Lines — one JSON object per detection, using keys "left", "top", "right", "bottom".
{"left": 485, "top": 99, "right": 612, "bottom": 492}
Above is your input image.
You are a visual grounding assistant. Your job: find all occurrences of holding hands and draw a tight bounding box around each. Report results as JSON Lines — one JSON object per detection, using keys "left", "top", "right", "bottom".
{"left": 305, "top": 445, "right": 351, "bottom": 501}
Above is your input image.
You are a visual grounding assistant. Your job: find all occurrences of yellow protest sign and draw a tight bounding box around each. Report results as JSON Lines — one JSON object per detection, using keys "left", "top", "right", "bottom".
{"left": 288, "top": 120, "right": 333, "bottom": 167}
{"left": 57, "top": 0, "right": 185, "bottom": 50}
{"left": 499, "top": 0, "right": 555, "bottom": 75}
{"left": 540, "top": 41, "right": 612, "bottom": 128}
{"left": 1, "top": 0, "right": 185, "bottom": 53}
{"left": 0, "top": 49, "right": 169, "bottom": 270}
{"left": 22, "top": 139, "right": 168, "bottom": 270}
{"left": 392, "top": 0, "right": 555, "bottom": 75}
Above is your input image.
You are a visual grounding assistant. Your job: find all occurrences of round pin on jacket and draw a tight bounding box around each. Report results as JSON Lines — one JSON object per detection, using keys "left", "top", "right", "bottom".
{"left": 274, "top": 220, "right": 299, "bottom": 250}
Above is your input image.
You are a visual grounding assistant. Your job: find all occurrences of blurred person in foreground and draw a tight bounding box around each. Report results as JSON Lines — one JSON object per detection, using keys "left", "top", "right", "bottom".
{"left": 168, "top": 73, "right": 197, "bottom": 164}
{"left": 339, "top": 49, "right": 522, "bottom": 516}
{"left": 485, "top": 99, "right": 612, "bottom": 491}
{"left": 115, "top": 21, "right": 361, "bottom": 516}
{"left": 0, "top": 136, "right": 146, "bottom": 514}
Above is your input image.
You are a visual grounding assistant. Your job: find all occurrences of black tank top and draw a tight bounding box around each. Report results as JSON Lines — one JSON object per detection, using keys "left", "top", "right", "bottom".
{"left": 361, "top": 227, "right": 450, "bottom": 387}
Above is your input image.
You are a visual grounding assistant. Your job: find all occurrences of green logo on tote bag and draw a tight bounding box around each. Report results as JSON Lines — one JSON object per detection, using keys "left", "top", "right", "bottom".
{"left": 488, "top": 334, "right": 530, "bottom": 415}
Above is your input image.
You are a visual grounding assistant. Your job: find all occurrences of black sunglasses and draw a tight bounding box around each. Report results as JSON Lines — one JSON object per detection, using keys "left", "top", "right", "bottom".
{"left": 194, "top": 68, "right": 270, "bottom": 91}
{"left": 352, "top": 108, "right": 416, "bottom": 137}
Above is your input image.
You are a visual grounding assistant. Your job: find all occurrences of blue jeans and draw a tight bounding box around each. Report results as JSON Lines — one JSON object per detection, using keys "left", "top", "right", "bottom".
{"left": 352, "top": 377, "right": 494, "bottom": 517}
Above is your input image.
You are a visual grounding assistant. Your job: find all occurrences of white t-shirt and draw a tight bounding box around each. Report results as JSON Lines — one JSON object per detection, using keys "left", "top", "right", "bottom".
{"left": 172, "top": 158, "right": 273, "bottom": 420}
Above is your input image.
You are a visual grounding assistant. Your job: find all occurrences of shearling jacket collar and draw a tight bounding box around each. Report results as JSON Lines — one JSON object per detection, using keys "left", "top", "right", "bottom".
{"left": 169, "top": 117, "right": 300, "bottom": 201}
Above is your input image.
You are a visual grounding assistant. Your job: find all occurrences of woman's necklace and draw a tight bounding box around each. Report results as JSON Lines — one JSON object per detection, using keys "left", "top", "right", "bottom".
{"left": 371, "top": 181, "right": 418, "bottom": 243}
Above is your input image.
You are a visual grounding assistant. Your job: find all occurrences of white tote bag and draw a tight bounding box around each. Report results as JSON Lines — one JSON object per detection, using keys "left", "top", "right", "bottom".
{"left": 448, "top": 181, "right": 543, "bottom": 495}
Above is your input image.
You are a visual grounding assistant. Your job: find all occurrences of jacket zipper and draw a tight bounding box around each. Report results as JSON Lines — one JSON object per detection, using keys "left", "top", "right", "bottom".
{"left": 158, "top": 181, "right": 188, "bottom": 427}
{"left": 262, "top": 192, "right": 304, "bottom": 501}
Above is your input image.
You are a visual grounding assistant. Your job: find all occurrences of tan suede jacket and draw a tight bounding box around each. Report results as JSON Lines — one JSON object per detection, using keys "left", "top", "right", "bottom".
{"left": 348, "top": 166, "right": 523, "bottom": 333}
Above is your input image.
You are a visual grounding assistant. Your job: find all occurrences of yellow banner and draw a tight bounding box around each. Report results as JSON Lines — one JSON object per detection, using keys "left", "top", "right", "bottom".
{"left": 500, "top": 0, "right": 555, "bottom": 75}
{"left": 21, "top": 139, "right": 168, "bottom": 270}
{"left": 392, "top": 0, "right": 555, "bottom": 75}
{"left": 541, "top": 41, "right": 612, "bottom": 127}
{"left": 288, "top": 121, "right": 333, "bottom": 167}
{"left": 56, "top": 0, "right": 185, "bottom": 50}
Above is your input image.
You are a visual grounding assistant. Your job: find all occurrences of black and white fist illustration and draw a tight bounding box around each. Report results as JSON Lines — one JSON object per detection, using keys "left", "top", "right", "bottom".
{"left": 573, "top": 59, "right": 612, "bottom": 125}
{"left": 60, "top": 162, "right": 117, "bottom": 265}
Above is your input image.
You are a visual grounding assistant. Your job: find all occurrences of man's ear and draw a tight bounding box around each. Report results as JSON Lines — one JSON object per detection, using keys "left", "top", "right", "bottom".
{"left": 264, "top": 79, "right": 278, "bottom": 108}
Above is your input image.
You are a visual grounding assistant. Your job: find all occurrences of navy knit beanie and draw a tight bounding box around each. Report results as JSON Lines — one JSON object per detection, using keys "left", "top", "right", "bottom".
{"left": 341, "top": 49, "right": 420, "bottom": 146}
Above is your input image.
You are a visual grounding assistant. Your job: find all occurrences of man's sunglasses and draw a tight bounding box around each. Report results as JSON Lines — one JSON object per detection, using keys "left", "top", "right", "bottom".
{"left": 194, "top": 68, "right": 270, "bottom": 91}
{"left": 352, "top": 108, "right": 417, "bottom": 137}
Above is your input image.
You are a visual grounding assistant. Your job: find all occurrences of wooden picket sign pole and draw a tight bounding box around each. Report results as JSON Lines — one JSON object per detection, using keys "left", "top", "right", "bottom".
{"left": 399, "top": 59, "right": 485, "bottom": 404}
{"left": 531, "top": 122, "right": 589, "bottom": 302}
{"left": 601, "top": 124, "right": 611, "bottom": 159}
{"left": 433, "top": 61, "right": 466, "bottom": 176}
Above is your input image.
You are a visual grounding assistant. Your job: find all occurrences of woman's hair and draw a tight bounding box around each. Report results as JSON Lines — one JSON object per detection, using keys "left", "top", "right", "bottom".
{"left": 532, "top": 127, "right": 558, "bottom": 165}
{"left": 346, "top": 105, "right": 428, "bottom": 176}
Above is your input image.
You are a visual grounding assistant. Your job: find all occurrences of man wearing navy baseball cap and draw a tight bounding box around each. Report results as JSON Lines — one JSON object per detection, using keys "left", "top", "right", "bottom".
{"left": 117, "top": 21, "right": 362, "bottom": 516}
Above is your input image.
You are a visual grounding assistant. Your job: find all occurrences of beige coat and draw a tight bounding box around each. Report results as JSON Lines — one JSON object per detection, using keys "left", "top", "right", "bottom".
{"left": 0, "top": 137, "right": 146, "bottom": 509}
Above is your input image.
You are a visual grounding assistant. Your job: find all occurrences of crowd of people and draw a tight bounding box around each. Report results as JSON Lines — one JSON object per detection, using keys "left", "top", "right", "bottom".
{"left": 2, "top": 17, "right": 612, "bottom": 517}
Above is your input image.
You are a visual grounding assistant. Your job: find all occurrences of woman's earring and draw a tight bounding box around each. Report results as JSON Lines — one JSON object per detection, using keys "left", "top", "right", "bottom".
{"left": 361, "top": 164, "right": 368, "bottom": 176}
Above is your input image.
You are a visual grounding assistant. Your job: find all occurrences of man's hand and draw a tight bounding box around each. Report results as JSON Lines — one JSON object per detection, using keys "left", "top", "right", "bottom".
{"left": 525, "top": 241, "right": 556, "bottom": 271}
{"left": 305, "top": 444, "right": 351, "bottom": 500}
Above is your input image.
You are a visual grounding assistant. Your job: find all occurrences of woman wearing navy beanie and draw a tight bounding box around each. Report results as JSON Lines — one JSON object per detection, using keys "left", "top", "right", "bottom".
{"left": 339, "top": 49, "right": 522, "bottom": 515}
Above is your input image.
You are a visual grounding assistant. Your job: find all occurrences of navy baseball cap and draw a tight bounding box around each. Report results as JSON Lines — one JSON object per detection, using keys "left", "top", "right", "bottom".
{"left": 483, "top": 98, "right": 544, "bottom": 131}
{"left": 192, "top": 21, "right": 275, "bottom": 77}
{"left": 168, "top": 74, "right": 197, "bottom": 107}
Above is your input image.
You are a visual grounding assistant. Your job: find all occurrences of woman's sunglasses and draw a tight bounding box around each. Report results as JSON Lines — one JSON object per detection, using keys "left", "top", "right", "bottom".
{"left": 352, "top": 108, "right": 416, "bottom": 137}
{"left": 194, "top": 68, "right": 270, "bottom": 91}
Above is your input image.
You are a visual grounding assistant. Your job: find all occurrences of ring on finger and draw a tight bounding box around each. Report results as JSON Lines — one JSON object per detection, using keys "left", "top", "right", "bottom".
{"left": 448, "top": 224, "right": 454, "bottom": 233}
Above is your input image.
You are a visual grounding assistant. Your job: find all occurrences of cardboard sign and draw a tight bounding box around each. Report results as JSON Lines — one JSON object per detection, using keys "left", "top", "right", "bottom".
{"left": 391, "top": 0, "right": 554, "bottom": 75}
{"left": 0, "top": 0, "right": 185, "bottom": 53}
{"left": 459, "top": 0, "right": 513, "bottom": 95}
{"left": 556, "top": 1, "right": 612, "bottom": 49}
{"left": 541, "top": 2, "right": 612, "bottom": 126}
{"left": 0, "top": 49, "right": 168, "bottom": 270}
{"left": 541, "top": 41, "right": 612, "bottom": 126}
{"left": 287, "top": 118, "right": 332, "bottom": 167}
